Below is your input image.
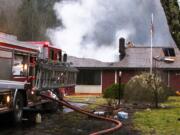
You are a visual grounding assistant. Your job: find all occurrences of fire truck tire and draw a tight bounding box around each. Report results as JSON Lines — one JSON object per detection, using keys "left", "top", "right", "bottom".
{"left": 12, "top": 92, "right": 24, "bottom": 123}
{"left": 42, "top": 101, "right": 58, "bottom": 112}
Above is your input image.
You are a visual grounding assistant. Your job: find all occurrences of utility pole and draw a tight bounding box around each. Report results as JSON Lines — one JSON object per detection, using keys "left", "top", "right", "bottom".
{"left": 150, "top": 13, "right": 154, "bottom": 74}
{"left": 118, "top": 71, "right": 122, "bottom": 105}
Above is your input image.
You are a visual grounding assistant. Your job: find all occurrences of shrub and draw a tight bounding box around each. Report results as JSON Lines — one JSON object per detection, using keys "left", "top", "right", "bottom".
{"left": 124, "top": 73, "right": 170, "bottom": 108}
{"left": 103, "top": 83, "right": 124, "bottom": 106}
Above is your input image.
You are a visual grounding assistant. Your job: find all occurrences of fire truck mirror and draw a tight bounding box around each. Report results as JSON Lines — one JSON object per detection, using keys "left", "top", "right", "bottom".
{"left": 63, "top": 53, "right": 67, "bottom": 62}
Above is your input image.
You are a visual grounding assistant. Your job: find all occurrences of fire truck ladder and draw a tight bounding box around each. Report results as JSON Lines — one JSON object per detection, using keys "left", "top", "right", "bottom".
{"left": 35, "top": 61, "right": 77, "bottom": 91}
{"left": 35, "top": 63, "right": 62, "bottom": 90}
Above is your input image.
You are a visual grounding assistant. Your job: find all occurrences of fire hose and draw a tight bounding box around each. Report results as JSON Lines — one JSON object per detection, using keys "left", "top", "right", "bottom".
{"left": 39, "top": 93, "right": 122, "bottom": 135}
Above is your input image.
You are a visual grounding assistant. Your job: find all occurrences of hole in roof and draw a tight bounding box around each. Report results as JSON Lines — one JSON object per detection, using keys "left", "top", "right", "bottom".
{"left": 162, "top": 48, "right": 175, "bottom": 57}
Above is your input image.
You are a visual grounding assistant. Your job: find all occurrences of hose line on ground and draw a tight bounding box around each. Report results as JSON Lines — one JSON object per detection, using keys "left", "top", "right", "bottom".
{"left": 39, "top": 93, "right": 122, "bottom": 135}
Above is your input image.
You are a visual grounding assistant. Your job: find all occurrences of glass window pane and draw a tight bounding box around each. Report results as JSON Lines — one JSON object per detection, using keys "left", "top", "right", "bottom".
{"left": 77, "top": 70, "right": 101, "bottom": 85}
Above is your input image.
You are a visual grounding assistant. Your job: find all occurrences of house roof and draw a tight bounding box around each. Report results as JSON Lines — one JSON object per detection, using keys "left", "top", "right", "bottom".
{"left": 67, "top": 56, "right": 109, "bottom": 69}
{"left": 113, "top": 47, "right": 180, "bottom": 70}
{"left": 68, "top": 47, "right": 180, "bottom": 70}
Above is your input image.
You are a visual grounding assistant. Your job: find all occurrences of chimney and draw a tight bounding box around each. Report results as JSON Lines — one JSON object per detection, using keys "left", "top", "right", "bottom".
{"left": 119, "top": 37, "right": 126, "bottom": 60}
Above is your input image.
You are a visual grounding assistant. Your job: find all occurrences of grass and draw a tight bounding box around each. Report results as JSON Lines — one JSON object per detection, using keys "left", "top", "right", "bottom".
{"left": 133, "top": 96, "right": 180, "bottom": 135}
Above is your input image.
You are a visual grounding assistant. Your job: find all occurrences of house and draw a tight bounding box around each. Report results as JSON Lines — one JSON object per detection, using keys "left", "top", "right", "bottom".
{"left": 68, "top": 40, "right": 180, "bottom": 95}
{"left": 67, "top": 56, "right": 111, "bottom": 94}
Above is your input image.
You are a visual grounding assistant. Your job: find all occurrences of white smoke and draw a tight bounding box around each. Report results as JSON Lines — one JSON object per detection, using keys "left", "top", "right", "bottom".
{"left": 47, "top": 0, "right": 174, "bottom": 62}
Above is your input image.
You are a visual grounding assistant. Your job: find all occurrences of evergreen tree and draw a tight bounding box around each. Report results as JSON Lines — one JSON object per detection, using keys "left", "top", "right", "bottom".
{"left": 0, "top": 0, "right": 21, "bottom": 35}
{"left": 0, "top": 11, "right": 8, "bottom": 33}
{"left": 17, "top": 0, "right": 61, "bottom": 41}
{"left": 0, "top": 0, "right": 61, "bottom": 41}
{"left": 161, "top": 0, "right": 180, "bottom": 48}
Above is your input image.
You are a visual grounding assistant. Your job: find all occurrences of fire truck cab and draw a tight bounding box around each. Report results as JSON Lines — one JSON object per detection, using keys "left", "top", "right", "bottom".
{"left": 0, "top": 33, "right": 77, "bottom": 123}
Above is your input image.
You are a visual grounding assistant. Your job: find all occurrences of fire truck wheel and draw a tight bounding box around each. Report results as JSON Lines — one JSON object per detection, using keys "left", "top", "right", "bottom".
{"left": 42, "top": 101, "right": 58, "bottom": 112}
{"left": 12, "top": 92, "right": 23, "bottom": 123}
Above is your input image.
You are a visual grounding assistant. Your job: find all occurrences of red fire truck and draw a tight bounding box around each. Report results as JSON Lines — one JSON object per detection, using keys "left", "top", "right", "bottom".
{"left": 0, "top": 33, "right": 77, "bottom": 123}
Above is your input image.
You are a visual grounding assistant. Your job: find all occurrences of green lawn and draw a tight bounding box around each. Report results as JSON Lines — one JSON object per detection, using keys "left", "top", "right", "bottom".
{"left": 133, "top": 96, "right": 180, "bottom": 135}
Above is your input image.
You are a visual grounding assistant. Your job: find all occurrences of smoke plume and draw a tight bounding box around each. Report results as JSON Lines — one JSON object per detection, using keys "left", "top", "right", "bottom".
{"left": 47, "top": 0, "right": 174, "bottom": 62}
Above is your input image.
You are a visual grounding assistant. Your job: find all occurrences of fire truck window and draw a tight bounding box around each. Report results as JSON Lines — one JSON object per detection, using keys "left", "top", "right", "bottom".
{"left": 12, "top": 55, "right": 28, "bottom": 76}
{"left": 29, "top": 67, "right": 33, "bottom": 76}
{"left": 50, "top": 49, "right": 54, "bottom": 60}
{"left": 57, "top": 51, "right": 62, "bottom": 61}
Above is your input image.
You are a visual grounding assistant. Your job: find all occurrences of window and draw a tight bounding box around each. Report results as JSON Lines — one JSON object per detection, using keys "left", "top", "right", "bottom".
{"left": 12, "top": 55, "right": 28, "bottom": 76}
{"left": 77, "top": 70, "right": 101, "bottom": 85}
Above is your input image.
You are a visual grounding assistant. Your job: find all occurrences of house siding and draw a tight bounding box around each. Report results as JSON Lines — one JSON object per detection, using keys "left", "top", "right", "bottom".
{"left": 122, "top": 71, "right": 137, "bottom": 83}
{"left": 116, "top": 70, "right": 138, "bottom": 84}
{"left": 170, "top": 71, "right": 180, "bottom": 91}
{"left": 75, "top": 85, "right": 102, "bottom": 94}
{"left": 102, "top": 70, "right": 115, "bottom": 91}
